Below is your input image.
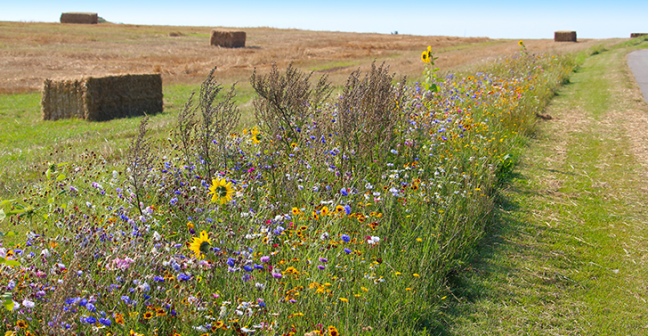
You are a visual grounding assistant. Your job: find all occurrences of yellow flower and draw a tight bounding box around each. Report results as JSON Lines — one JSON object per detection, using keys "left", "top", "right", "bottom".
{"left": 292, "top": 207, "right": 301, "bottom": 215}
{"left": 328, "top": 326, "right": 340, "bottom": 336}
{"left": 421, "top": 46, "right": 432, "bottom": 63}
{"left": 189, "top": 230, "right": 211, "bottom": 259}
{"left": 413, "top": 273, "right": 420, "bottom": 277}
{"left": 16, "top": 320, "right": 27, "bottom": 329}
{"left": 339, "top": 297, "right": 348, "bottom": 303}
{"left": 416, "top": 238, "right": 423, "bottom": 242}
{"left": 250, "top": 126, "right": 261, "bottom": 144}
{"left": 321, "top": 206, "right": 329, "bottom": 216}
{"left": 208, "top": 178, "right": 234, "bottom": 204}
{"left": 518, "top": 40, "right": 524, "bottom": 46}
{"left": 421, "top": 51, "right": 430, "bottom": 63}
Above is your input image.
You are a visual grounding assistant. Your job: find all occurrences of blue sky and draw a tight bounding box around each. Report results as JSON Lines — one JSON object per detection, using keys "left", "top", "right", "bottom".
{"left": 2, "top": 0, "right": 646, "bottom": 39}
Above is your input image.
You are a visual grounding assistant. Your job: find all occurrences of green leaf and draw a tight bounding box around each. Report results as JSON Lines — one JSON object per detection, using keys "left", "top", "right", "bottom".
{"left": 3, "top": 259, "right": 21, "bottom": 267}
{"left": 0, "top": 231, "right": 15, "bottom": 238}
{"left": 0, "top": 209, "right": 5, "bottom": 222}
{"left": 56, "top": 173, "right": 66, "bottom": 181}
{"left": 45, "top": 168, "right": 51, "bottom": 179}
{"left": 3, "top": 299, "right": 13, "bottom": 311}
{"left": 0, "top": 199, "right": 15, "bottom": 207}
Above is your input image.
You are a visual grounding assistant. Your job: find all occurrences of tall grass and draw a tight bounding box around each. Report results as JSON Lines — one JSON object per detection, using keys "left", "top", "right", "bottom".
{"left": 0, "top": 48, "right": 576, "bottom": 335}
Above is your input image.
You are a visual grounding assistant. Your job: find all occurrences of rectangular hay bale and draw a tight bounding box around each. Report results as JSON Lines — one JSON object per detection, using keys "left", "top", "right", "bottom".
{"left": 60, "top": 12, "right": 98, "bottom": 24}
{"left": 210, "top": 30, "right": 246, "bottom": 48}
{"left": 41, "top": 74, "right": 163, "bottom": 121}
{"left": 554, "top": 31, "right": 577, "bottom": 42}
{"left": 631, "top": 33, "right": 647, "bottom": 38}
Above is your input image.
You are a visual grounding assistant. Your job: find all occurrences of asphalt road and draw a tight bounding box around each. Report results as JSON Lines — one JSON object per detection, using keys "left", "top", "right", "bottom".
{"left": 628, "top": 49, "right": 648, "bottom": 103}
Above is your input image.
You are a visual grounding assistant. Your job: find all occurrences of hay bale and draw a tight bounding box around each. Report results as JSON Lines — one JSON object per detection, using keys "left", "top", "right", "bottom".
{"left": 631, "top": 33, "right": 647, "bottom": 38}
{"left": 42, "top": 74, "right": 163, "bottom": 121}
{"left": 169, "top": 32, "right": 184, "bottom": 37}
{"left": 60, "top": 12, "right": 99, "bottom": 24}
{"left": 554, "top": 31, "right": 577, "bottom": 42}
{"left": 210, "top": 30, "right": 246, "bottom": 48}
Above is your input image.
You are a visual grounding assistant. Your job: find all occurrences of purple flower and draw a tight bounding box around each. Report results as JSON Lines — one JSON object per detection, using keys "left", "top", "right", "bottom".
{"left": 244, "top": 265, "right": 253, "bottom": 272}
{"left": 344, "top": 205, "right": 351, "bottom": 215}
{"left": 170, "top": 197, "right": 178, "bottom": 205}
{"left": 98, "top": 318, "right": 111, "bottom": 326}
{"left": 227, "top": 258, "right": 236, "bottom": 267}
{"left": 317, "top": 265, "right": 326, "bottom": 270}
{"left": 340, "top": 188, "right": 348, "bottom": 196}
{"left": 84, "top": 316, "right": 97, "bottom": 324}
{"left": 153, "top": 276, "right": 165, "bottom": 282}
{"left": 318, "top": 257, "right": 328, "bottom": 263}
{"left": 260, "top": 256, "right": 270, "bottom": 263}
{"left": 344, "top": 248, "right": 352, "bottom": 254}
{"left": 78, "top": 298, "right": 88, "bottom": 307}
{"left": 86, "top": 303, "right": 96, "bottom": 312}
{"left": 177, "top": 273, "right": 191, "bottom": 281}
{"left": 341, "top": 234, "right": 350, "bottom": 242}
{"left": 272, "top": 272, "right": 283, "bottom": 279}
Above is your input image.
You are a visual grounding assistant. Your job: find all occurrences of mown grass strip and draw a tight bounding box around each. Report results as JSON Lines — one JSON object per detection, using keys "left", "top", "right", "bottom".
{"left": 444, "top": 40, "right": 648, "bottom": 335}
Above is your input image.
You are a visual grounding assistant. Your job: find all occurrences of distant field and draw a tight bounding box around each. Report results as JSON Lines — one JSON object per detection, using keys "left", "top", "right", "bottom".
{"left": 0, "top": 21, "right": 623, "bottom": 93}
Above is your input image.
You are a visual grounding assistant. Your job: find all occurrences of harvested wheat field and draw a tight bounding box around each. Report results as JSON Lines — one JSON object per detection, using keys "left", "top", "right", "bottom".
{"left": 0, "top": 21, "right": 625, "bottom": 94}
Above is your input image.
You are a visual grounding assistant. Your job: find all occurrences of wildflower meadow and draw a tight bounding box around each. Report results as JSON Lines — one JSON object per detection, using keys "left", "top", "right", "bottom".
{"left": 0, "top": 43, "right": 576, "bottom": 335}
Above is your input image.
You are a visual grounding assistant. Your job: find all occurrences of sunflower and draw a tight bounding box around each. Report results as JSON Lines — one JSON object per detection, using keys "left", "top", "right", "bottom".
{"left": 250, "top": 126, "right": 261, "bottom": 144}
{"left": 518, "top": 40, "right": 524, "bottom": 46}
{"left": 421, "top": 45, "right": 433, "bottom": 63}
{"left": 421, "top": 51, "right": 430, "bottom": 63}
{"left": 189, "top": 230, "right": 211, "bottom": 259}
{"left": 208, "top": 178, "right": 234, "bottom": 204}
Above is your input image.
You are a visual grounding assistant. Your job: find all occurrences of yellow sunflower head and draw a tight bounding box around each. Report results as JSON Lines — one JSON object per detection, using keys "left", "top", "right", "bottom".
{"left": 208, "top": 178, "right": 234, "bottom": 204}
{"left": 189, "top": 230, "right": 211, "bottom": 259}
{"left": 421, "top": 50, "right": 431, "bottom": 63}
{"left": 250, "top": 126, "right": 261, "bottom": 144}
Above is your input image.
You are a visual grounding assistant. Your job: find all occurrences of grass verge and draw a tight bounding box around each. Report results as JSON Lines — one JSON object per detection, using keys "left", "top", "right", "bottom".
{"left": 442, "top": 39, "right": 648, "bottom": 335}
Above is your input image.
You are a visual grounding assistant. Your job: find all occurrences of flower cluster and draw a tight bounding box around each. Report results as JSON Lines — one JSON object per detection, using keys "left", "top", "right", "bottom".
{"left": 0, "top": 49, "right": 576, "bottom": 335}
